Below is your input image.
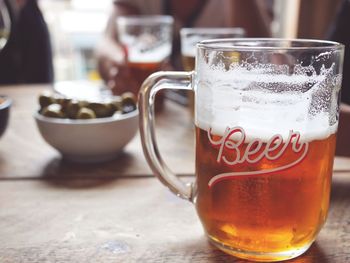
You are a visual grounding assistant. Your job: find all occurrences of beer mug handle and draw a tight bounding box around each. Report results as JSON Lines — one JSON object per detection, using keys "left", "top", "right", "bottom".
{"left": 139, "top": 71, "right": 194, "bottom": 201}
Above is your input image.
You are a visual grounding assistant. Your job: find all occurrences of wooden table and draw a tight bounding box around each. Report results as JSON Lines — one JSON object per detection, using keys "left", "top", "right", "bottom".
{"left": 0, "top": 85, "right": 350, "bottom": 263}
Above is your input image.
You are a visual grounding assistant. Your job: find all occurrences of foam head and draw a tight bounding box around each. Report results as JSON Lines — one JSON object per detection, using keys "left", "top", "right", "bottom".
{"left": 195, "top": 50, "right": 342, "bottom": 142}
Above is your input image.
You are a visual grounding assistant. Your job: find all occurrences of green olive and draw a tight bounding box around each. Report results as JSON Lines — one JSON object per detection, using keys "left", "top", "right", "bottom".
{"left": 79, "top": 100, "right": 89, "bottom": 107}
{"left": 106, "top": 102, "right": 118, "bottom": 116}
{"left": 122, "top": 104, "right": 136, "bottom": 114}
{"left": 39, "top": 92, "right": 56, "bottom": 108}
{"left": 76, "top": 107, "right": 96, "bottom": 119}
{"left": 56, "top": 97, "right": 71, "bottom": 112}
{"left": 41, "top": 104, "right": 65, "bottom": 118}
{"left": 109, "top": 96, "right": 123, "bottom": 112}
{"left": 66, "top": 100, "right": 83, "bottom": 119}
{"left": 121, "top": 92, "right": 136, "bottom": 105}
{"left": 121, "top": 92, "right": 137, "bottom": 114}
{"left": 87, "top": 102, "right": 114, "bottom": 118}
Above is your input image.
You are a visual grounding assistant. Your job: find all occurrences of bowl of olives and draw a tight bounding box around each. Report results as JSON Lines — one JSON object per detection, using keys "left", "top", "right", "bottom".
{"left": 35, "top": 91, "right": 138, "bottom": 163}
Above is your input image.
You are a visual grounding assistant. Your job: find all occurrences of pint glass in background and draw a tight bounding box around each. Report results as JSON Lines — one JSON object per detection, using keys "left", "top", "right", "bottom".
{"left": 139, "top": 39, "right": 344, "bottom": 262}
{"left": 180, "top": 28, "right": 245, "bottom": 71}
{"left": 116, "top": 15, "right": 173, "bottom": 108}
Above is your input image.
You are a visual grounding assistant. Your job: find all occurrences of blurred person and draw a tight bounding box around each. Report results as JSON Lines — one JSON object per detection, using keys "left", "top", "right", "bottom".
{"left": 96, "top": 0, "right": 272, "bottom": 96}
{"left": 0, "top": 0, "right": 53, "bottom": 84}
{"left": 327, "top": 0, "right": 350, "bottom": 157}
{"left": 328, "top": 0, "right": 350, "bottom": 105}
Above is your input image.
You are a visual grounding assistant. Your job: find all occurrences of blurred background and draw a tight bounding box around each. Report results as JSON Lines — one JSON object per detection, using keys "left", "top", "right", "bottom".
{"left": 40, "top": 0, "right": 111, "bottom": 81}
{"left": 37, "top": 0, "right": 342, "bottom": 82}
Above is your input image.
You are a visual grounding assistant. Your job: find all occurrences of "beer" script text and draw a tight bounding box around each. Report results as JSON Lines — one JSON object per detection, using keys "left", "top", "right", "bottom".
{"left": 207, "top": 126, "right": 309, "bottom": 187}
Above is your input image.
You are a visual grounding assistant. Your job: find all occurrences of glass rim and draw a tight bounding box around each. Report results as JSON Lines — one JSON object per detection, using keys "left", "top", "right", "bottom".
{"left": 197, "top": 38, "right": 345, "bottom": 51}
{"left": 116, "top": 15, "right": 174, "bottom": 25}
{"left": 180, "top": 27, "right": 245, "bottom": 35}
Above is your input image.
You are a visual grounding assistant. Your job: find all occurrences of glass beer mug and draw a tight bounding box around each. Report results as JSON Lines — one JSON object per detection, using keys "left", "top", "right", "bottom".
{"left": 116, "top": 15, "right": 173, "bottom": 109}
{"left": 139, "top": 39, "right": 344, "bottom": 262}
{"left": 116, "top": 15, "right": 173, "bottom": 90}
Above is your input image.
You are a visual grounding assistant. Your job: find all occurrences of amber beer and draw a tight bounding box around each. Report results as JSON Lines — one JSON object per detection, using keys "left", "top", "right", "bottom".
{"left": 128, "top": 61, "right": 162, "bottom": 85}
{"left": 182, "top": 55, "right": 195, "bottom": 71}
{"left": 128, "top": 61, "right": 164, "bottom": 109}
{"left": 195, "top": 125, "right": 336, "bottom": 259}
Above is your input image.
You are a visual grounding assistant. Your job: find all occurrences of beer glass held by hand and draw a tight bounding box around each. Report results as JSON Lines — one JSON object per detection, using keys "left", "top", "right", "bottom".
{"left": 139, "top": 39, "right": 344, "bottom": 262}
{"left": 115, "top": 15, "right": 173, "bottom": 109}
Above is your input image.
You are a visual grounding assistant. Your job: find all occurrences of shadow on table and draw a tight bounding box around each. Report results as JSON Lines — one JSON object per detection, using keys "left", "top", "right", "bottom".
{"left": 40, "top": 177, "right": 116, "bottom": 189}
{"left": 39, "top": 151, "right": 141, "bottom": 189}
{"left": 331, "top": 177, "right": 350, "bottom": 202}
{"left": 41, "top": 151, "right": 137, "bottom": 178}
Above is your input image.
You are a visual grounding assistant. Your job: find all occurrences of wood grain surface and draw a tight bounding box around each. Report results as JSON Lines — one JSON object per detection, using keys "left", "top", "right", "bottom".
{"left": 0, "top": 173, "right": 349, "bottom": 263}
{"left": 0, "top": 85, "right": 349, "bottom": 263}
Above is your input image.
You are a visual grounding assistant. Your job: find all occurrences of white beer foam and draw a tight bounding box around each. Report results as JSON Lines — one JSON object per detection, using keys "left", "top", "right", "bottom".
{"left": 182, "top": 49, "right": 196, "bottom": 58}
{"left": 120, "top": 34, "right": 172, "bottom": 63}
{"left": 195, "top": 63, "right": 340, "bottom": 142}
{"left": 128, "top": 44, "right": 172, "bottom": 63}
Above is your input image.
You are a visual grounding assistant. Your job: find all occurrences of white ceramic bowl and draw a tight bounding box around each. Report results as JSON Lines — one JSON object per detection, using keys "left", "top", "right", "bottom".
{"left": 34, "top": 110, "right": 139, "bottom": 163}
